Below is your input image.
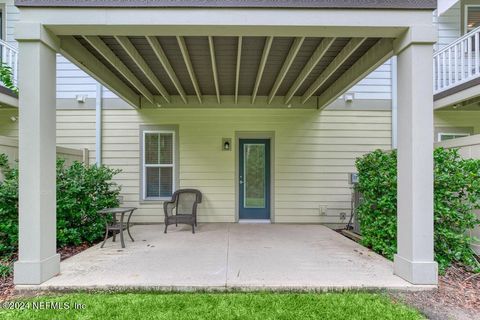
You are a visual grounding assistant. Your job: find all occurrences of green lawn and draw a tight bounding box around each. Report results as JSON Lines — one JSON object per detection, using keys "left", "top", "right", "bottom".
{"left": 0, "top": 292, "right": 423, "bottom": 320}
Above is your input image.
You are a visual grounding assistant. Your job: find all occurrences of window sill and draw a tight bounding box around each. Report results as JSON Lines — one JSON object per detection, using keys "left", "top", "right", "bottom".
{"left": 139, "top": 199, "right": 170, "bottom": 205}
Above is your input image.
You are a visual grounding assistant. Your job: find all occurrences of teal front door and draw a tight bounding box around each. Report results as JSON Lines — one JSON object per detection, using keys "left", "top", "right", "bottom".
{"left": 239, "top": 139, "right": 270, "bottom": 220}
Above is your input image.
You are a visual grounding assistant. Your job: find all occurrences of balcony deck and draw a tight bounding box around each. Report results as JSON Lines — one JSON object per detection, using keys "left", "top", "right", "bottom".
{"left": 0, "top": 39, "right": 18, "bottom": 108}
{"left": 434, "top": 26, "right": 480, "bottom": 109}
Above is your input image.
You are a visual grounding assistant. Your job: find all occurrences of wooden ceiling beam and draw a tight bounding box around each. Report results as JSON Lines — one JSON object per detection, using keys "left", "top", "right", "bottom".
{"left": 146, "top": 36, "right": 188, "bottom": 104}
{"left": 208, "top": 36, "right": 221, "bottom": 104}
{"left": 60, "top": 36, "right": 140, "bottom": 108}
{"left": 302, "top": 37, "right": 367, "bottom": 103}
{"left": 284, "top": 37, "right": 336, "bottom": 104}
{"left": 317, "top": 38, "right": 393, "bottom": 109}
{"left": 177, "top": 36, "right": 203, "bottom": 103}
{"left": 251, "top": 36, "right": 273, "bottom": 104}
{"left": 268, "top": 37, "right": 304, "bottom": 104}
{"left": 115, "top": 35, "right": 171, "bottom": 103}
{"left": 235, "top": 36, "right": 243, "bottom": 104}
{"left": 83, "top": 35, "right": 155, "bottom": 104}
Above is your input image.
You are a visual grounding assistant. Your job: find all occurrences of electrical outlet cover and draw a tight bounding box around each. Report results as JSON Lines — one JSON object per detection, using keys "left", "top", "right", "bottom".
{"left": 319, "top": 205, "right": 327, "bottom": 215}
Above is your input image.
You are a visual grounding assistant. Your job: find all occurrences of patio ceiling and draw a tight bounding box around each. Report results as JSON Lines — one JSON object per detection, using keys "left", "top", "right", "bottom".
{"left": 60, "top": 34, "right": 393, "bottom": 109}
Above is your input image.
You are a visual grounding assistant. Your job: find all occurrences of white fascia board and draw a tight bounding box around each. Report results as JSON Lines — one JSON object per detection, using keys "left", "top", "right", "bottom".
{"left": 21, "top": 8, "right": 434, "bottom": 38}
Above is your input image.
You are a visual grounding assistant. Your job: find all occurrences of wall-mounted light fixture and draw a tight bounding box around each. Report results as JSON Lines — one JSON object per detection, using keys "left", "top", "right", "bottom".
{"left": 10, "top": 116, "right": 17, "bottom": 122}
{"left": 222, "top": 138, "right": 232, "bottom": 151}
{"left": 76, "top": 94, "right": 88, "bottom": 103}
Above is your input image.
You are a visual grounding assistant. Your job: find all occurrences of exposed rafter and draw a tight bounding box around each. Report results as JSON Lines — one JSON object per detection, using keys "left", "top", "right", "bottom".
{"left": 146, "top": 36, "right": 188, "bottom": 104}
{"left": 235, "top": 36, "right": 243, "bottom": 104}
{"left": 114, "top": 36, "right": 171, "bottom": 103}
{"left": 284, "top": 38, "right": 336, "bottom": 104}
{"left": 177, "top": 36, "right": 202, "bottom": 103}
{"left": 83, "top": 36, "right": 155, "bottom": 104}
{"left": 208, "top": 36, "right": 221, "bottom": 104}
{"left": 268, "top": 37, "right": 304, "bottom": 104}
{"left": 317, "top": 38, "right": 393, "bottom": 109}
{"left": 302, "top": 37, "right": 367, "bottom": 103}
{"left": 60, "top": 36, "right": 140, "bottom": 108}
{"left": 252, "top": 36, "right": 273, "bottom": 104}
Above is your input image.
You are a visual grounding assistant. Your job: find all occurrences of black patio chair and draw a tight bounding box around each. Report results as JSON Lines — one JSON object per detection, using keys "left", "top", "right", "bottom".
{"left": 163, "top": 189, "right": 202, "bottom": 234}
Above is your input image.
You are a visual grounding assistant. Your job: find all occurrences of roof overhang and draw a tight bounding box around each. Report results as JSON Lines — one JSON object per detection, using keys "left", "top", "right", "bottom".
{"left": 15, "top": 0, "right": 437, "bottom": 10}
{"left": 15, "top": 5, "right": 436, "bottom": 110}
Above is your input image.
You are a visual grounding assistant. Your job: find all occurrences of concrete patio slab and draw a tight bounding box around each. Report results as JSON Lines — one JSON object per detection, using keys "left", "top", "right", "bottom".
{"left": 16, "top": 224, "right": 435, "bottom": 292}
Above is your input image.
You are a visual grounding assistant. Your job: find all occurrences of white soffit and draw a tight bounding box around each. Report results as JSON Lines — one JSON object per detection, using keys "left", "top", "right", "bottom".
{"left": 438, "top": 0, "right": 459, "bottom": 16}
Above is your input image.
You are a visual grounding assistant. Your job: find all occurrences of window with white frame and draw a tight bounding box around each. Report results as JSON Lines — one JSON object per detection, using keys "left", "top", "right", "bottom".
{"left": 438, "top": 132, "right": 470, "bottom": 142}
{"left": 142, "top": 130, "right": 175, "bottom": 200}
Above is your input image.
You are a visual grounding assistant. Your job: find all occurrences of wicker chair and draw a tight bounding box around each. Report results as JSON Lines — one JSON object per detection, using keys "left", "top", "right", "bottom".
{"left": 163, "top": 189, "right": 202, "bottom": 234}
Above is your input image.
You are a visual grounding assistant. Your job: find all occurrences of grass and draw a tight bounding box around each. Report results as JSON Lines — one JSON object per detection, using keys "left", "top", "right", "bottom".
{"left": 0, "top": 292, "right": 424, "bottom": 320}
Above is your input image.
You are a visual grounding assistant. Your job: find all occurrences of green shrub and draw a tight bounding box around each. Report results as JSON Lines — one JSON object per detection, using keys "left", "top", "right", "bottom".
{"left": 356, "top": 148, "right": 480, "bottom": 272}
{"left": 56, "top": 159, "right": 121, "bottom": 247}
{"left": 0, "top": 155, "right": 121, "bottom": 260}
{"left": 0, "top": 63, "right": 18, "bottom": 94}
{"left": 0, "top": 261, "right": 12, "bottom": 278}
{"left": 0, "top": 154, "right": 18, "bottom": 260}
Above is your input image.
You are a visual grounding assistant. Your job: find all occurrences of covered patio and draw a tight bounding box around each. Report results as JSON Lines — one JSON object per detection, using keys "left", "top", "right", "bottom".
{"left": 14, "top": 0, "right": 438, "bottom": 287}
{"left": 17, "top": 224, "right": 428, "bottom": 291}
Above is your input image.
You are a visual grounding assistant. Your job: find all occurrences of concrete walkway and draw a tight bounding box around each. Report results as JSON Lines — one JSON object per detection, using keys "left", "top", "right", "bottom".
{"left": 17, "top": 224, "right": 433, "bottom": 291}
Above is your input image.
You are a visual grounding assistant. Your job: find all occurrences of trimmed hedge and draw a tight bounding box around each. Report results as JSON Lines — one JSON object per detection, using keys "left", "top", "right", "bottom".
{"left": 356, "top": 148, "right": 480, "bottom": 272}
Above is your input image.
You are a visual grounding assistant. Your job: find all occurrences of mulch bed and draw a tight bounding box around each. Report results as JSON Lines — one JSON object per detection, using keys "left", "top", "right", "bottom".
{"left": 0, "top": 243, "right": 93, "bottom": 302}
{"left": 337, "top": 229, "right": 480, "bottom": 319}
{"left": 392, "top": 265, "right": 480, "bottom": 320}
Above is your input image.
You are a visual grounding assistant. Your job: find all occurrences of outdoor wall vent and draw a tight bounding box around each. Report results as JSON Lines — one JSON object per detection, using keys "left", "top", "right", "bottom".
{"left": 76, "top": 94, "right": 88, "bottom": 103}
{"left": 344, "top": 92, "right": 355, "bottom": 103}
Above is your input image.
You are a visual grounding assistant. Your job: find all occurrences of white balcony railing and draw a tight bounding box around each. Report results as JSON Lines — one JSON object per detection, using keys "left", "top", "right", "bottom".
{"left": 434, "top": 26, "right": 480, "bottom": 95}
{"left": 0, "top": 39, "right": 18, "bottom": 88}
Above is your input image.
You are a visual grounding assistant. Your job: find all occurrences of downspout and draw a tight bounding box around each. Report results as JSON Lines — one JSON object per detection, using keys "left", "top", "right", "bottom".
{"left": 391, "top": 56, "right": 398, "bottom": 149}
{"left": 95, "top": 83, "right": 103, "bottom": 165}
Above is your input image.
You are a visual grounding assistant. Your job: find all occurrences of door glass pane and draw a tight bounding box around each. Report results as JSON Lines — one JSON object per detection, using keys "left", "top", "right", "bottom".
{"left": 244, "top": 144, "right": 265, "bottom": 208}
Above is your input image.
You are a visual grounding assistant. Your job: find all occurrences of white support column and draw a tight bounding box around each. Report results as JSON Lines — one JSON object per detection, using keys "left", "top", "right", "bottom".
{"left": 394, "top": 38, "right": 438, "bottom": 285}
{"left": 14, "top": 27, "right": 60, "bottom": 284}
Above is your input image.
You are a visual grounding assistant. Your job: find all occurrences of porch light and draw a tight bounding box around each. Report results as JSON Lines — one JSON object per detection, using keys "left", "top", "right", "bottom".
{"left": 10, "top": 116, "right": 17, "bottom": 122}
{"left": 222, "top": 138, "right": 232, "bottom": 151}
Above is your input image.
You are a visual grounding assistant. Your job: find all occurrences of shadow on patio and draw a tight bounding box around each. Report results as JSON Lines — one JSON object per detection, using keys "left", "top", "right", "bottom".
{"left": 17, "top": 224, "right": 433, "bottom": 291}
